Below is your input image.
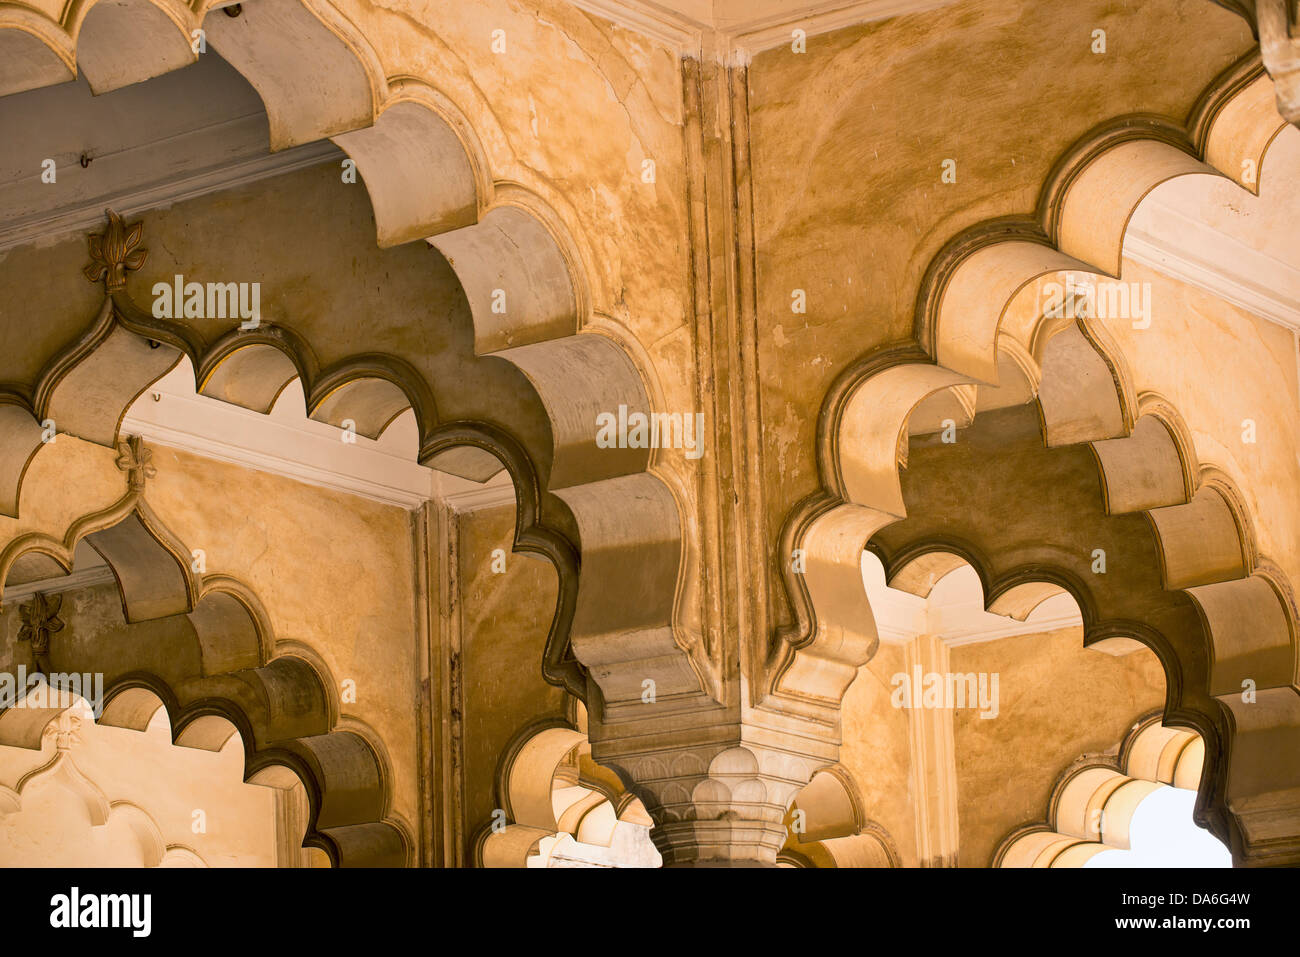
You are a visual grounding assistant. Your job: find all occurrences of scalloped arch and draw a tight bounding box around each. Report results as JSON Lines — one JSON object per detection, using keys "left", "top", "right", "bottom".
{"left": 0, "top": 500, "right": 409, "bottom": 866}
{"left": 775, "top": 57, "right": 1300, "bottom": 865}
{"left": 476, "top": 719, "right": 658, "bottom": 867}
{"left": 995, "top": 715, "right": 1209, "bottom": 867}
{"left": 778, "top": 766, "right": 900, "bottom": 868}
{"left": 0, "top": 0, "right": 705, "bottom": 713}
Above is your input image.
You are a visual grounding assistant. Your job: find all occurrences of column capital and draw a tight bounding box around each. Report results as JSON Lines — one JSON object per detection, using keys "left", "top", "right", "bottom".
{"left": 589, "top": 700, "right": 841, "bottom": 866}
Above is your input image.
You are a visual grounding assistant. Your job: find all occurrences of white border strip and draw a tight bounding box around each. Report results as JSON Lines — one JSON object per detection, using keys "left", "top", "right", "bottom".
{"left": 1123, "top": 202, "right": 1300, "bottom": 334}
{"left": 1, "top": 139, "right": 342, "bottom": 253}
{"left": 122, "top": 385, "right": 436, "bottom": 510}
{"left": 565, "top": 0, "right": 961, "bottom": 57}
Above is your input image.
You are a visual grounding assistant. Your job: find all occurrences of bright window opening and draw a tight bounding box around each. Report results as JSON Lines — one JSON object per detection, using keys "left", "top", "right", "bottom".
{"left": 1086, "top": 787, "right": 1230, "bottom": 868}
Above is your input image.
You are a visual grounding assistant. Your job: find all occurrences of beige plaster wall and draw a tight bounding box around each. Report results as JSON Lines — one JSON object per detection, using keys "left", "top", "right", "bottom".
{"left": 839, "top": 641, "right": 918, "bottom": 866}
{"left": 143, "top": 443, "right": 422, "bottom": 837}
{"left": 455, "top": 500, "right": 564, "bottom": 857}
{"left": 949, "top": 625, "right": 1166, "bottom": 867}
{"left": 745, "top": 0, "right": 1256, "bottom": 607}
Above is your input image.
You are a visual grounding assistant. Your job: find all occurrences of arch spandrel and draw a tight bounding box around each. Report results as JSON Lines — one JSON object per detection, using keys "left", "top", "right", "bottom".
{"left": 0, "top": 492, "right": 414, "bottom": 867}
{"left": 0, "top": 0, "right": 697, "bottom": 423}
{"left": 1, "top": 0, "right": 1298, "bottom": 871}
{"left": 765, "top": 49, "right": 1300, "bottom": 863}
{"left": 0, "top": 72, "right": 707, "bottom": 722}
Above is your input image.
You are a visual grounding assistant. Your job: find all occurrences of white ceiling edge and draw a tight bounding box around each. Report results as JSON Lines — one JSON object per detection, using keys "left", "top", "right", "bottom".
{"left": 1123, "top": 199, "right": 1300, "bottom": 335}
{"left": 566, "top": 0, "right": 961, "bottom": 58}
{"left": 871, "top": 591, "right": 1085, "bottom": 647}
{"left": 121, "top": 362, "right": 512, "bottom": 512}
{"left": 2, "top": 372, "right": 515, "bottom": 604}
{"left": 567, "top": 0, "right": 707, "bottom": 50}
{"left": 864, "top": 556, "right": 1084, "bottom": 648}
{"left": 0, "top": 136, "right": 342, "bottom": 255}
{"left": 927, "top": 593, "right": 1083, "bottom": 647}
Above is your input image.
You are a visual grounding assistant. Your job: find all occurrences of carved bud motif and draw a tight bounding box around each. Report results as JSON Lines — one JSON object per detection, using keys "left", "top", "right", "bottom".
{"left": 115, "top": 434, "right": 156, "bottom": 491}
{"left": 18, "top": 592, "right": 64, "bottom": 676}
{"left": 83, "top": 209, "right": 148, "bottom": 289}
{"left": 43, "top": 709, "right": 82, "bottom": 751}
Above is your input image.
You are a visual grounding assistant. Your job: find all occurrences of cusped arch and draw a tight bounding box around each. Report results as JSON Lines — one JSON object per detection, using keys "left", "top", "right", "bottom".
{"left": 0, "top": 703, "right": 212, "bottom": 867}
{"left": 995, "top": 716, "right": 1209, "bottom": 867}
{"left": 779, "top": 766, "right": 900, "bottom": 868}
{"left": 95, "top": 657, "right": 405, "bottom": 867}
{"left": 0, "top": 497, "right": 407, "bottom": 866}
{"left": 477, "top": 719, "right": 659, "bottom": 868}
{"left": 862, "top": 335, "right": 1297, "bottom": 863}
{"left": 881, "top": 544, "right": 1089, "bottom": 627}
{"left": 0, "top": 480, "right": 196, "bottom": 625}
{"left": 775, "top": 58, "right": 1300, "bottom": 865}
{"left": 0, "top": 0, "right": 704, "bottom": 713}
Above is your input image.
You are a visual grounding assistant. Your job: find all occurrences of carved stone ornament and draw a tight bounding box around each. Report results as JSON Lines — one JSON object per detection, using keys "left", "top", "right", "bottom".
{"left": 18, "top": 591, "right": 63, "bottom": 677}
{"left": 115, "top": 434, "right": 156, "bottom": 492}
{"left": 83, "top": 208, "right": 148, "bottom": 289}
{"left": 43, "top": 709, "right": 83, "bottom": 751}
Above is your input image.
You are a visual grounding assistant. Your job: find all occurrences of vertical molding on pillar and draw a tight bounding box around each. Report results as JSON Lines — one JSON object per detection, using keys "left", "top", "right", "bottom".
{"left": 273, "top": 783, "right": 312, "bottom": 867}
{"left": 418, "top": 499, "right": 467, "bottom": 868}
{"left": 727, "top": 57, "right": 774, "bottom": 704}
{"left": 273, "top": 788, "right": 294, "bottom": 867}
{"left": 440, "top": 498, "right": 467, "bottom": 868}
{"left": 904, "top": 634, "right": 960, "bottom": 866}
{"left": 682, "top": 52, "right": 735, "bottom": 702}
{"left": 586, "top": 50, "right": 836, "bottom": 868}
{"left": 412, "top": 506, "right": 434, "bottom": 868}
{"left": 680, "top": 38, "right": 769, "bottom": 710}
{"left": 1294, "top": 331, "right": 1300, "bottom": 447}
